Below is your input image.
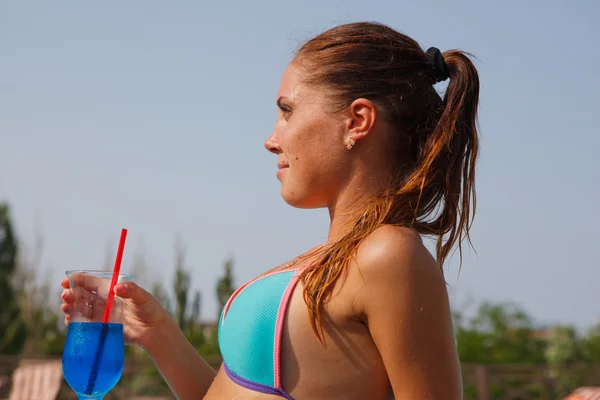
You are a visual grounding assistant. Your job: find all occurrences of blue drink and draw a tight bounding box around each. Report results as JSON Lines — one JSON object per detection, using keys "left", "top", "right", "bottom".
{"left": 62, "top": 322, "right": 124, "bottom": 399}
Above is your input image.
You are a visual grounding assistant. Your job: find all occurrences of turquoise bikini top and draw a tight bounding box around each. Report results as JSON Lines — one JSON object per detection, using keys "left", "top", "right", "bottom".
{"left": 218, "top": 266, "right": 308, "bottom": 400}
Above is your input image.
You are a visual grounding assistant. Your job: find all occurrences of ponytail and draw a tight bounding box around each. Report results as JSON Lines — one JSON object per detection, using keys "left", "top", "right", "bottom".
{"left": 407, "top": 50, "right": 480, "bottom": 265}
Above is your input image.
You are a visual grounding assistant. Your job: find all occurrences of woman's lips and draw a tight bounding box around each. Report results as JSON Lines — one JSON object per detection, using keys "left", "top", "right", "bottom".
{"left": 276, "top": 166, "right": 289, "bottom": 178}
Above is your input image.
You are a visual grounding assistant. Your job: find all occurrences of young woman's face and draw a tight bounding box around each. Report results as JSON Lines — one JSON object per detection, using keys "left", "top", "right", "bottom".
{"left": 264, "top": 63, "right": 354, "bottom": 209}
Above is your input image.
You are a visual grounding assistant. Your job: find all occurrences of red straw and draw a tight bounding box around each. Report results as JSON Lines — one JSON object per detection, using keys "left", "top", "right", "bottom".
{"left": 102, "top": 228, "right": 128, "bottom": 323}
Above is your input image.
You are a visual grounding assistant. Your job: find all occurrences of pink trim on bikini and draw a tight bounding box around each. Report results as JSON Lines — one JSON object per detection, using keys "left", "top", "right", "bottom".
{"left": 221, "top": 268, "right": 301, "bottom": 323}
{"left": 273, "top": 274, "right": 301, "bottom": 389}
{"left": 273, "top": 263, "right": 314, "bottom": 389}
{"left": 221, "top": 281, "right": 251, "bottom": 323}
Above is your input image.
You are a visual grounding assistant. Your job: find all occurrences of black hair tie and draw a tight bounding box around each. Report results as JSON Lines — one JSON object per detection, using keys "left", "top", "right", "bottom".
{"left": 426, "top": 47, "right": 450, "bottom": 83}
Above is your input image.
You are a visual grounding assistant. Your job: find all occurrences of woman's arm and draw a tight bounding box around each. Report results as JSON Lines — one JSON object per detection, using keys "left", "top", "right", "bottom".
{"left": 141, "top": 313, "right": 217, "bottom": 399}
{"left": 355, "top": 226, "right": 462, "bottom": 400}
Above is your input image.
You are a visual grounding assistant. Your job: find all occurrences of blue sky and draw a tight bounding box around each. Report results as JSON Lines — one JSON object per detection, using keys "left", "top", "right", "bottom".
{"left": 1, "top": 1, "right": 598, "bottom": 328}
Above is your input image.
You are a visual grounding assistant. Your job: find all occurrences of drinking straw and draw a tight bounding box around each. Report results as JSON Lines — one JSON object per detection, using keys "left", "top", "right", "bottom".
{"left": 102, "top": 228, "right": 128, "bottom": 323}
{"left": 85, "top": 228, "right": 128, "bottom": 395}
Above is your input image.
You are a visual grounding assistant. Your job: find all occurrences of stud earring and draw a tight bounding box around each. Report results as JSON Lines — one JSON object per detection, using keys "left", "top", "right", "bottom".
{"left": 346, "top": 137, "right": 356, "bottom": 150}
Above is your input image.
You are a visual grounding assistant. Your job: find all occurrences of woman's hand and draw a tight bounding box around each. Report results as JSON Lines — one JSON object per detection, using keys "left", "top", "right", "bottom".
{"left": 60, "top": 276, "right": 168, "bottom": 350}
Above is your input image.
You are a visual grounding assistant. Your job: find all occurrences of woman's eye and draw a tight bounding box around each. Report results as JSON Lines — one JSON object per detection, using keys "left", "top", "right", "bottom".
{"left": 277, "top": 101, "right": 293, "bottom": 119}
{"left": 279, "top": 107, "right": 292, "bottom": 120}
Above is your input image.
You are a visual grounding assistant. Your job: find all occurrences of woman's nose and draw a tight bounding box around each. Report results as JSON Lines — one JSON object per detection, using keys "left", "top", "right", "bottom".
{"left": 264, "top": 132, "right": 281, "bottom": 154}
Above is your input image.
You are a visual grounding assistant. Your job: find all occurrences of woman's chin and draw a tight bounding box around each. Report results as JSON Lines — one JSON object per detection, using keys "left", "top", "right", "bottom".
{"left": 281, "top": 187, "right": 323, "bottom": 209}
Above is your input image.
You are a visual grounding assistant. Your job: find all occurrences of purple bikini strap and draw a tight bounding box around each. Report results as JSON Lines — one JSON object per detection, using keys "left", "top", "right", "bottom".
{"left": 224, "top": 363, "right": 295, "bottom": 400}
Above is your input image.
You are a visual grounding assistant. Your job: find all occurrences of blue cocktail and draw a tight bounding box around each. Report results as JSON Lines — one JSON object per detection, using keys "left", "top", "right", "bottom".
{"left": 62, "top": 270, "right": 132, "bottom": 399}
{"left": 63, "top": 322, "right": 124, "bottom": 398}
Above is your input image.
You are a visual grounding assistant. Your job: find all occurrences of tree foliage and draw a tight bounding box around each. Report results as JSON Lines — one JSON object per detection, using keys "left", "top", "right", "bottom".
{"left": 216, "top": 257, "right": 235, "bottom": 316}
{"left": 455, "top": 302, "right": 546, "bottom": 363}
{"left": 0, "top": 203, "right": 26, "bottom": 355}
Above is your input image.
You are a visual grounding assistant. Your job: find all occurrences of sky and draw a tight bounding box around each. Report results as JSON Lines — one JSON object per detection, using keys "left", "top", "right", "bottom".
{"left": 1, "top": 1, "right": 599, "bottom": 329}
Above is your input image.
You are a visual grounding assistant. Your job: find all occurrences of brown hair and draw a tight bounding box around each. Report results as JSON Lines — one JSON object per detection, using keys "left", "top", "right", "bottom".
{"left": 291, "top": 22, "right": 480, "bottom": 342}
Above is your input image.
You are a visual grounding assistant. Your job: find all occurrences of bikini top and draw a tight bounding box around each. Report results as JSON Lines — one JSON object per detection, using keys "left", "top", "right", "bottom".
{"left": 218, "top": 265, "right": 311, "bottom": 400}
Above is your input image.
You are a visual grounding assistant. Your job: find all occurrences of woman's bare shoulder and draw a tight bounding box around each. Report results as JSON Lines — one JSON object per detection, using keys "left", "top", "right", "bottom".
{"left": 354, "top": 225, "right": 438, "bottom": 276}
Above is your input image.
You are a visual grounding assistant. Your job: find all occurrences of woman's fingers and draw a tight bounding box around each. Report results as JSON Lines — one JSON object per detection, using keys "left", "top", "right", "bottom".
{"left": 61, "top": 303, "right": 77, "bottom": 314}
{"left": 61, "top": 274, "right": 120, "bottom": 324}
{"left": 61, "top": 295, "right": 108, "bottom": 321}
{"left": 64, "top": 273, "right": 107, "bottom": 293}
{"left": 61, "top": 278, "right": 70, "bottom": 289}
{"left": 61, "top": 302, "right": 89, "bottom": 315}
{"left": 61, "top": 289, "right": 75, "bottom": 303}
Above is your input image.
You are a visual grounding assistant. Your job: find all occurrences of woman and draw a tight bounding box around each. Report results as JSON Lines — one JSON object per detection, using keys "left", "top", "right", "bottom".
{"left": 61, "top": 21, "right": 479, "bottom": 400}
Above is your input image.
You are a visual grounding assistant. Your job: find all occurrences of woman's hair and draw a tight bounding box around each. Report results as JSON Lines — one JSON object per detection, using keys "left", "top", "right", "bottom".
{"left": 292, "top": 22, "right": 480, "bottom": 342}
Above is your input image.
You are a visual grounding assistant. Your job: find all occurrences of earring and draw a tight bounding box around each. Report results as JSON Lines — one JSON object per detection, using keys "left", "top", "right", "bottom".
{"left": 346, "top": 137, "right": 356, "bottom": 150}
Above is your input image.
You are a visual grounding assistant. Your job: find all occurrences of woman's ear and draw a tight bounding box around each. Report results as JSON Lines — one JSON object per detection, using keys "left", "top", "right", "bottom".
{"left": 343, "top": 98, "right": 377, "bottom": 147}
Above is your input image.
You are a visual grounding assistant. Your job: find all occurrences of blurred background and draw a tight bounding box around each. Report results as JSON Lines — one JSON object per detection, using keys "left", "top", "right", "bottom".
{"left": 1, "top": 1, "right": 598, "bottom": 399}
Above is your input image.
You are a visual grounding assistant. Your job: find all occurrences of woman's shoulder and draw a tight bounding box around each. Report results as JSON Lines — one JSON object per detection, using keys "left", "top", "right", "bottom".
{"left": 352, "top": 224, "right": 443, "bottom": 288}
{"left": 349, "top": 224, "right": 452, "bottom": 337}
{"left": 356, "top": 224, "right": 434, "bottom": 265}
